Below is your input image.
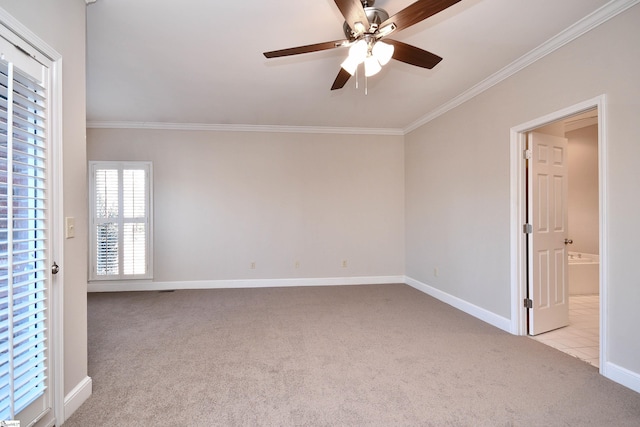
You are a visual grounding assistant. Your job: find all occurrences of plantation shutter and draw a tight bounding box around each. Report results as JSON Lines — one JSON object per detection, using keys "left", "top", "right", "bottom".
{"left": 94, "top": 168, "right": 119, "bottom": 275}
{"left": 0, "top": 53, "right": 50, "bottom": 420}
{"left": 91, "top": 162, "right": 151, "bottom": 280}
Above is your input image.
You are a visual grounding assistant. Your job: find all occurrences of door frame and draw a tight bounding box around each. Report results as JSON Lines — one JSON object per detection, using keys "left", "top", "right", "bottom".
{"left": 0, "top": 8, "right": 65, "bottom": 425}
{"left": 509, "top": 95, "right": 607, "bottom": 372}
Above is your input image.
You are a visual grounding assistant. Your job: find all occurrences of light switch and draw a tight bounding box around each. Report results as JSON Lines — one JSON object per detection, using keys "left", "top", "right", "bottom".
{"left": 65, "top": 217, "right": 75, "bottom": 239}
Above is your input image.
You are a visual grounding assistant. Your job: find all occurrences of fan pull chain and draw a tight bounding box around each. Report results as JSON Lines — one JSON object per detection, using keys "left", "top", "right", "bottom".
{"left": 365, "top": 75, "right": 368, "bottom": 95}
{"left": 355, "top": 66, "right": 359, "bottom": 89}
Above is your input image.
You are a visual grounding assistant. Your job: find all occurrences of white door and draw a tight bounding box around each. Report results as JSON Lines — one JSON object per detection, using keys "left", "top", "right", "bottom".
{"left": 0, "top": 34, "right": 56, "bottom": 426}
{"left": 527, "top": 132, "right": 570, "bottom": 335}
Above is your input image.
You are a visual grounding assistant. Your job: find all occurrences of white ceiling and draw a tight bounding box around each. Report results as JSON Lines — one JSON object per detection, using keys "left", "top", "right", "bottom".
{"left": 86, "top": 0, "right": 613, "bottom": 132}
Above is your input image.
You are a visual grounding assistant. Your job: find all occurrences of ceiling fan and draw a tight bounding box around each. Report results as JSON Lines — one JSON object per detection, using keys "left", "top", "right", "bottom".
{"left": 263, "top": 0, "right": 461, "bottom": 90}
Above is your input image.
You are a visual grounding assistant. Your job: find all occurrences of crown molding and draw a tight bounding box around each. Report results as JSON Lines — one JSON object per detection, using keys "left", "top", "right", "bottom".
{"left": 85, "top": 121, "right": 405, "bottom": 136}
{"left": 403, "top": 0, "right": 640, "bottom": 134}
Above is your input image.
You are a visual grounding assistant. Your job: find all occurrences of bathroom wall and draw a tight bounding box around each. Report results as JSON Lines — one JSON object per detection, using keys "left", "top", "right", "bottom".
{"left": 567, "top": 124, "right": 599, "bottom": 255}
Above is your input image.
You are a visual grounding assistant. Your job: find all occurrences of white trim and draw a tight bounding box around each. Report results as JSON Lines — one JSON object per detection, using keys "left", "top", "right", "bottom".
{"left": 404, "top": 276, "right": 512, "bottom": 333}
{"left": 403, "top": 0, "right": 640, "bottom": 134}
{"left": 85, "top": 121, "right": 404, "bottom": 136}
{"left": 63, "top": 376, "right": 93, "bottom": 422}
{"left": 602, "top": 362, "right": 640, "bottom": 394}
{"left": 0, "top": 8, "right": 60, "bottom": 61}
{"left": 509, "top": 95, "right": 607, "bottom": 358}
{"left": 50, "top": 55, "right": 66, "bottom": 427}
{"left": 509, "top": 128, "right": 528, "bottom": 335}
{"left": 88, "top": 275, "right": 405, "bottom": 292}
{"left": 597, "top": 98, "right": 609, "bottom": 380}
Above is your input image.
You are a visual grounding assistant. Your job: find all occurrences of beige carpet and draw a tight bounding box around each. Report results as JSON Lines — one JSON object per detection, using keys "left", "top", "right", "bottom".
{"left": 63, "top": 284, "right": 640, "bottom": 426}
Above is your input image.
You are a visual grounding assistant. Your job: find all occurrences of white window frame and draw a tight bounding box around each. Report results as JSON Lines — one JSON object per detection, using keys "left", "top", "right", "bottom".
{"left": 89, "top": 161, "right": 153, "bottom": 281}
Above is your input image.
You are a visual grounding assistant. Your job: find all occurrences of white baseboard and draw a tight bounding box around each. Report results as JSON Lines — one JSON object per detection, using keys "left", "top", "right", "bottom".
{"left": 88, "top": 275, "right": 406, "bottom": 292}
{"left": 603, "top": 361, "right": 640, "bottom": 394}
{"left": 63, "top": 376, "right": 92, "bottom": 422}
{"left": 404, "top": 276, "right": 511, "bottom": 333}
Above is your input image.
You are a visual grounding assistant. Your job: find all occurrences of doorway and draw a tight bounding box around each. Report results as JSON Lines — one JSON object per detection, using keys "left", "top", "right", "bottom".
{"left": 509, "top": 96, "right": 607, "bottom": 372}
{"left": 527, "top": 110, "right": 600, "bottom": 367}
{"left": 0, "top": 15, "right": 64, "bottom": 426}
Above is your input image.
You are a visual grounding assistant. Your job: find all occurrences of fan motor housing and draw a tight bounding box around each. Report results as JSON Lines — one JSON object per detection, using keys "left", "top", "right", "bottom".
{"left": 343, "top": 7, "right": 390, "bottom": 39}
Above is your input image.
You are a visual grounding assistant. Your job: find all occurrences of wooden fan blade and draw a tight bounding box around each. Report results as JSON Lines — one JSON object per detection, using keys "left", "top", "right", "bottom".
{"left": 380, "top": 0, "right": 461, "bottom": 33}
{"left": 334, "top": 0, "right": 370, "bottom": 33}
{"left": 331, "top": 68, "right": 352, "bottom": 90}
{"left": 386, "top": 39, "right": 443, "bottom": 69}
{"left": 264, "top": 40, "right": 348, "bottom": 58}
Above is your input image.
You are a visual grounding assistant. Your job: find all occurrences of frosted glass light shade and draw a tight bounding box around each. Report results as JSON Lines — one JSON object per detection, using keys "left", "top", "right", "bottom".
{"left": 364, "top": 55, "right": 382, "bottom": 77}
{"left": 372, "top": 41, "right": 394, "bottom": 66}
{"left": 341, "top": 56, "right": 359, "bottom": 75}
{"left": 348, "top": 39, "right": 368, "bottom": 64}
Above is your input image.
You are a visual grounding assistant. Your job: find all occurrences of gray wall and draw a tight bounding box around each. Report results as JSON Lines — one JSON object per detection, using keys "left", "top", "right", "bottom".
{"left": 0, "top": 0, "right": 88, "bottom": 403}
{"left": 88, "top": 129, "right": 405, "bottom": 282}
{"left": 406, "top": 4, "right": 640, "bottom": 376}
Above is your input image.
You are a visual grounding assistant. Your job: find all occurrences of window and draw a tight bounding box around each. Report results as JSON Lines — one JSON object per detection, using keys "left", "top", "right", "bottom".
{"left": 89, "top": 161, "right": 152, "bottom": 281}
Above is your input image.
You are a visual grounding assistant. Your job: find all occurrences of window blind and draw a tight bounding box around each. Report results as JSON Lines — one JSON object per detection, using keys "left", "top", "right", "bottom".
{"left": 0, "top": 57, "right": 49, "bottom": 420}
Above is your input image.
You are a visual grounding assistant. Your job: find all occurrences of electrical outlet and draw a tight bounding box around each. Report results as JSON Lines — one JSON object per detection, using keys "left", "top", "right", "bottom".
{"left": 250, "top": 262, "right": 256, "bottom": 269}
{"left": 342, "top": 260, "right": 348, "bottom": 268}
{"left": 434, "top": 267, "right": 439, "bottom": 277}
{"left": 295, "top": 261, "right": 300, "bottom": 269}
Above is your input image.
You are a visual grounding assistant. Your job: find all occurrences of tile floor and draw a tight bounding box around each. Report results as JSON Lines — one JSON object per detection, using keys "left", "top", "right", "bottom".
{"left": 532, "top": 294, "right": 600, "bottom": 368}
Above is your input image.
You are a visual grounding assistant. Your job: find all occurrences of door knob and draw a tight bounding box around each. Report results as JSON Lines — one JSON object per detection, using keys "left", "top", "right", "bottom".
{"left": 564, "top": 239, "right": 573, "bottom": 245}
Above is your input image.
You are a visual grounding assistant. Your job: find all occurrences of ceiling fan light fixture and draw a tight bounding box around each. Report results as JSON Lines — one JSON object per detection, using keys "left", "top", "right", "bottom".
{"left": 340, "top": 56, "right": 359, "bottom": 76}
{"left": 348, "top": 39, "right": 368, "bottom": 64}
{"left": 372, "top": 41, "right": 394, "bottom": 66}
{"left": 364, "top": 55, "right": 382, "bottom": 77}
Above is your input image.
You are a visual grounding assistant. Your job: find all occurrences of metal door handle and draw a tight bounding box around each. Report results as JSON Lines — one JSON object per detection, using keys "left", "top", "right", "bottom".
{"left": 52, "top": 262, "right": 59, "bottom": 275}
{"left": 564, "top": 239, "right": 573, "bottom": 245}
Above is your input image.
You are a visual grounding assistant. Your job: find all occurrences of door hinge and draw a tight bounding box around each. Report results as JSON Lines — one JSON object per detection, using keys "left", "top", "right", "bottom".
{"left": 523, "top": 223, "right": 532, "bottom": 234}
{"left": 523, "top": 149, "right": 532, "bottom": 160}
{"left": 524, "top": 298, "right": 533, "bottom": 309}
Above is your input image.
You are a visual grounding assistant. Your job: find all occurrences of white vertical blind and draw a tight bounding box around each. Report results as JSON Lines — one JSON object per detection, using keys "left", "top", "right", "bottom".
{"left": 0, "top": 57, "right": 49, "bottom": 421}
{"left": 91, "top": 162, "right": 151, "bottom": 280}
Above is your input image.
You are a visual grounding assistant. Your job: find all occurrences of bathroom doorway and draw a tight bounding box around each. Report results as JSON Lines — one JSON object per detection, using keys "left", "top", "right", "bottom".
{"left": 510, "top": 96, "right": 606, "bottom": 371}
{"left": 528, "top": 108, "right": 600, "bottom": 367}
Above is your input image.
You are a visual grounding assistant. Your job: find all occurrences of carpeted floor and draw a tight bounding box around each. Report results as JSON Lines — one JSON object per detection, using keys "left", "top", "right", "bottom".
{"left": 63, "top": 284, "right": 640, "bottom": 426}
